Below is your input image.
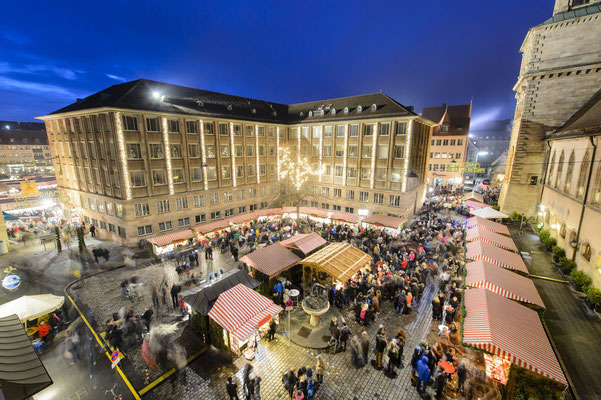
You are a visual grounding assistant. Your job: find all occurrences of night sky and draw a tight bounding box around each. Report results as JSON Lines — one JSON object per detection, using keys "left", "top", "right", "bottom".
{"left": 1, "top": 0, "right": 551, "bottom": 127}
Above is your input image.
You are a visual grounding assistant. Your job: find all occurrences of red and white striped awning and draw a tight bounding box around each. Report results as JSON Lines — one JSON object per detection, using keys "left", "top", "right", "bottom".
{"left": 228, "top": 211, "right": 258, "bottom": 225}
{"left": 362, "top": 214, "right": 406, "bottom": 229}
{"left": 208, "top": 284, "right": 283, "bottom": 342}
{"left": 192, "top": 219, "right": 230, "bottom": 234}
{"left": 146, "top": 228, "right": 195, "bottom": 247}
{"left": 466, "top": 240, "right": 529, "bottom": 274}
{"left": 465, "top": 261, "right": 544, "bottom": 307}
{"left": 464, "top": 199, "right": 492, "bottom": 209}
{"left": 466, "top": 225, "right": 519, "bottom": 253}
{"left": 466, "top": 216, "right": 510, "bottom": 236}
{"left": 463, "top": 288, "right": 566, "bottom": 385}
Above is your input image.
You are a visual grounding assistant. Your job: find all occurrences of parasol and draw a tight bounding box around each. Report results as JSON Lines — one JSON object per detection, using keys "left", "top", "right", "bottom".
{"left": 0, "top": 294, "right": 65, "bottom": 322}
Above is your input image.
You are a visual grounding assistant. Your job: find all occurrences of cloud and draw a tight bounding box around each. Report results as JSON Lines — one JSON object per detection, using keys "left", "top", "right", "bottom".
{"left": 106, "top": 73, "right": 126, "bottom": 82}
{"left": 0, "top": 61, "right": 82, "bottom": 80}
{"left": 0, "top": 76, "right": 77, "bottom": 98}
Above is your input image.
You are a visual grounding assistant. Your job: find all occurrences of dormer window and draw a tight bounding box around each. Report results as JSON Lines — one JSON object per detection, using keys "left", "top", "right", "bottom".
{"left": 371, "top": 104, "right": 377, "bottom": 112}
{"left": 331, "top": 108, "right": 336, "bottom": 115}
{"left": 227, "top": 104, "right": 233, "bottom": 111}
{"left": 357, "top": 105, "right": 363, "bottom": 113}
{"left": 251, "top": 108, "right": 257, "bottom": 114}
{"left": 308, "top": 111, "right": 313, "bottom": 117}
{"left": 317, "top": 109, "right": 324, "bottom": 116}
{"left": 271, "top": 111, "right": 277, "bottom": 116}
{"left": 299, "top": 112, "right": 305, "bottom": 117}
{"left": 440, "top": 124, "right": 449, "bottom": 133}
{"left": 343, "top": 107, "right": 349, "bottom": 114}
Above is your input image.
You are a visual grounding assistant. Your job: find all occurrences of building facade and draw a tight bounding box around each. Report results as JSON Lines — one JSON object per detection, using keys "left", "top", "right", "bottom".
{"left": 468, "top": 119, "right": 512, "bottom": 171}
{"left": 0, "top": 122, "right": 53, "bottom": 173}
{"left": 38, "top": 79, "right": 434, "bottom": 245}
{"left": 539, "top": 88, "right": 601, "bottom": 288}
{"left": 422, "top": 104, "right": 471, "bottom": 186}
{"left": 499, "top": 0, "right": 601, "bottom": 215}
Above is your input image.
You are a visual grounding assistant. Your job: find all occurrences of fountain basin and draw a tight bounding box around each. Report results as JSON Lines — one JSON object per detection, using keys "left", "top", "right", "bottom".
{"left": 302, "top": 296, "right": 330, "bottom": 327}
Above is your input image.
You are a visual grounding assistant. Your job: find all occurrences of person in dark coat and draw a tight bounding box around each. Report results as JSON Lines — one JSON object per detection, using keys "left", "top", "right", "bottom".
{"left": 360, "top": 331, "right": 370, "bottom": 367}
{"left": 283, "top": 368, "right": 297, "bottom": 399}
{"left": 268, "top": 319, "right": 277, "bottom": 341}
{"left": 416, "top": 355, "right": 431, "bottom": 395}
{"left": 170, "top": 284, "right": 181, "bottom": 308}
{"left": 340, "top": 322, "right": 350, "bottom": 351}
{"left": 457, "top": 360, "right": 467, "bottom": 393}
{"left": 226, "top": 376, "right": 240, "bottom": 400}
{"left": 375, "top": 330, "right": 387, "bottom": 369}
{"left": 433, "top": 365, "right": 447, "bottom": 399}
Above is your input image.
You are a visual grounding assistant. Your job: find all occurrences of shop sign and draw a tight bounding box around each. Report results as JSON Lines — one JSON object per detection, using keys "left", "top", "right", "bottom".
{"left": 484, "top": 354, "right": 510, "bottom": 385}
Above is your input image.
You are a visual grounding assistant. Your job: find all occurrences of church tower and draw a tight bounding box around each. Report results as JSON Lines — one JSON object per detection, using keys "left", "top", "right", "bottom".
{"left": 499, "top": 0, "right": 601, "bottom": 215}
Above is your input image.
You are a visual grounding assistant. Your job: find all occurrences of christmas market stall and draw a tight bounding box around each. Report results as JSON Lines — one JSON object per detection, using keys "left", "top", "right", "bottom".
{"left": 462, "top": 288, "right": 567, "bottom": 388}
{"left": 146, "top": 228, "right": 195, "bottom": 255}
{"left": 300, "top": 242, "right": 372, "bottom": 286}
{"left": 466, "top": 240, "right": 529, "bottom": 275}
{"left": 466, "top": 225, "right": 519, "bottom": 253}
{"left": 280, "top": 232, "right": 327, "bottom": 257}
{"left": 469, "top": 207, "right": 509, "bottom": 220}
{"left": 208, "top": 284, "right": 282, "bottom": 358}
{"left": 463, "top": 199, "right": 492, "bottom": 210}
{"left": 239, "top": 243, "right": 301, "bottom": 295}
{"left": 465, "top": 216, "right": 511, "bottom": 236}
{"left": 361, "top": 214, "right": 405, "bottom": 235}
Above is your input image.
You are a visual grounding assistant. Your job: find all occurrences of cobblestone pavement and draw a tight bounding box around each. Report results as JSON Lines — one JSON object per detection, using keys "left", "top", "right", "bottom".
{"left": 147, "top": 278, "right": 442, "bottom": 400}
{"left": 510, "top": 226, "right": 601, "bottom": 400}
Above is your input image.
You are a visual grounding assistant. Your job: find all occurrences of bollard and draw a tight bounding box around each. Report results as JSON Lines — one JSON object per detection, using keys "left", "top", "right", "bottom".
{"left": 144, "top": 368, "right": 150, "bottom": 385}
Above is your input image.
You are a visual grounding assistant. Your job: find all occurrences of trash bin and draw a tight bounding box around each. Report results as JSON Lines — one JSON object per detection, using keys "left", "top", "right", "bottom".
{"left": 0, "top": 240, "right": 8, "bottom": 254}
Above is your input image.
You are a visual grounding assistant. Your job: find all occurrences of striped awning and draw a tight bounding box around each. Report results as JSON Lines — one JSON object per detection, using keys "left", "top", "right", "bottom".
{"left": 466, "top": 216, "right": 510, "bottom": 236}
{"left": 208, "top": 284, "right": 283, "bottom": 342}
{"left": 466, "top": 240, "right": 529, "bottom": 274}
{"left": 463, "top": 289, "right": 566, "bottom": 385}
{"left": 466, "top": 225, "right": 519, "bottom": 252}
{"left": 228, "top": 211, "right": 258, "bottom": 225}
{"left": 362, "top": 214, "right": 406, "bottom": 229}
{"left": 465, "top": 261, "right": 544, "bottom": 307}
{"left": 464, "top": 199, "right": 492, "bottom": 209}
{"left": 329, "top": 211, "right": 361, "bottom": 223}
{"left": 192, "top": 219, "right": 230, "bottom": 234}
{"left": 146, "top": 228, "right": 195, "bottom": 247}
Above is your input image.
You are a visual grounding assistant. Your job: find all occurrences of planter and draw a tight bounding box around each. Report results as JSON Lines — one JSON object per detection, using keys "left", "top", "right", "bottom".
{"left": 585, "top": 298, "right": 595, "bottom": 310}
{"left": 596, "top": 304, "right": 601, "bottom": 313}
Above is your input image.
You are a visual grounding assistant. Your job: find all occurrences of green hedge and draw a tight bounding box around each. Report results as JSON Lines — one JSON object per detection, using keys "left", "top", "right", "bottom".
{"left": 503, "top": 365, "right": 564, "bottom": 400}
{"left": 209, "top": 318, "right": 229, "bottom": 351}
{"left": 543, "top": 237, "right": 557, "bottom": 250}
{"left": 538, "top": 229, "right": 550, "bottom": 241}
{"left": 559, "top": 257, "right": 576, "bottom": 274}
{"left": 586, "top": 287, "right": 601, "bottom": 306}
{"left": 552, "top": 246, "right": 565, "bottom": 259}
{"left": 570, "top": 269, "right": 592, "bottom": 291}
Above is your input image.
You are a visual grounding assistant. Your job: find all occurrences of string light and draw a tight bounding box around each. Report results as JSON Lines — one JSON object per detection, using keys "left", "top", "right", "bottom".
{"left": 199, "top": 119, "right": 208, "bottom": 191}
{"left": 161, "top": 117, "right": 174, "bottom": 195}
{"left": 402, "top": 119, "right": 413, "bottom": 192}
{"left": 276, "top": 127, "right": 280, "bottom": 181}
{"left": 255, "top": 124, "right": 260, "bottom": 184}
{"left": 278, "top": 146, "right": 323, "bottom": 191}
{"left": 370, "top": 122, "right": 378, "bottom": 189}
{"left": 229, "top": 122, "right": 236, "bottom": 187}
{"left": 342, "top": 124, "right": 348, "bottom": 186}
{"left": 115, "top": 112, "right": 131, "bottom": 200}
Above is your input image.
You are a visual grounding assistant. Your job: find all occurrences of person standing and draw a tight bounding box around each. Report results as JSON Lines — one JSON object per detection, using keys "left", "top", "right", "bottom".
{"left": 89, "top": 224, "right": 96, "bottom": 237}
{"left": 340, "top": 322, "right": 350, "bottom": 351}
{"left": 226, "top": 376, "right": 240, "bottom": 400}
{"left": 268, "top": 319, "right": 277, "bottom": 341}
{"left": 375, "top": 329, "right": 387, "bottom": 369}
{"left": 433, "top": 365, "right": 447, "bottom": 399}
{"left": 416, "top": 355, "right": 431, "bottom": 396}
{"left": 329, "top": 322, "right": 340, "bottom": 353}
{"left": 315, "top": 355, "right": 325, "bottom": 384}
{"left": 141, "top": 306, "right": 153, "bottom": 331}
{"left": 232, "top": 246, "right": 239, "bottom": 262}
{"left": 170, "top": 284, "right": 181, "bottom": 309}
{"left": 283, "top": 368, "right": 297, "bottom": 399}
{"left": 457, "top": 360, "right": 467, "bottom": 394}
{"left": 350, "top": 335, "right": 360, "bottom": 367}
{"left": 360, "top": 331, "right": 370, "bottom": 367}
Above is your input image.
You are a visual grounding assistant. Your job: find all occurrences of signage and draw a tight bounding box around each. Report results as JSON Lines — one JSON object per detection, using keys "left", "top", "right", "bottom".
{"left": 111, "top": 350, "right": 120, "bottom": 368}
{"left": 285, "top": 300, "right": 293, "bottom": 307}
{"left": 257, "top": 315, "right": 272, "bottom": 328}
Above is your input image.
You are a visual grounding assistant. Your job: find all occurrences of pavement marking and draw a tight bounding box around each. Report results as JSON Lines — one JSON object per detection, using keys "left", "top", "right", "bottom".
{"left": 67, "top": 295, "right": 141, "bottom": 400}
{"left": 138, "top": 347, "right": 208, "bottom": 395}
{"left": 529, "top": 274, "right": 568, "bottom": 283}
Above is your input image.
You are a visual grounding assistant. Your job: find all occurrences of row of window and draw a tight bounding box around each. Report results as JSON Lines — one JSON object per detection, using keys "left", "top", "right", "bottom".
{"left": 0, "top": 145, "right": 49, "bottom": 150}
{"left": 431, "top": 138, "right": 463, "bottom": 146}
{"left": 429, "top": 152, "right": 462, "bottom": 160}
{"left": 0, "top": 138, "right": 45, "bottom": 145}
{"left": 314, "top": 188, "right": 401, "bottom": 206}
{"left": 83, "top": 216, "right": 126, "bottom": 238}
{"left": 80, "top": 195, "right": 125, "bottom": 218}
{"left": 0, "top": 153, "right": 51, "bottom": 158}
{"left": 547, "top": 149, "right": 596, "bottom": 202}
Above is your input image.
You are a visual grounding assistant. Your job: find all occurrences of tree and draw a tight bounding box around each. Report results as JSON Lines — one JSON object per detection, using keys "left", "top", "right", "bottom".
{"left": 76, "top": 226, "right": 86, "bottom": 253}
{"left": 55, "top": 226, "right": 62, "bottom": 253}
{"left": 274, "top": 146, "right": 323, "bottom": 220}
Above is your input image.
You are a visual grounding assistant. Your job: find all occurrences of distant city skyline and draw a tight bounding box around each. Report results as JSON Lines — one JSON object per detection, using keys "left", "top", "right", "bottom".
{"left": 1, "top": 0, "right": 550, "bottom": 125}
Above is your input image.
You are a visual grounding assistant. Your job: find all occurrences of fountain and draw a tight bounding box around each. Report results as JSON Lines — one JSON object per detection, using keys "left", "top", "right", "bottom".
{"left": 302, "top": 283, "right": 330, "bottom": 327}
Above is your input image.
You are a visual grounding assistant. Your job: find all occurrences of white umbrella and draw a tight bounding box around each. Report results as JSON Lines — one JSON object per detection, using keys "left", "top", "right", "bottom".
{"left": 469, "top": 207, "right": 508, "bottom": 219}
{"left": 0, "top": 294, "right": 65, "bottom": 322}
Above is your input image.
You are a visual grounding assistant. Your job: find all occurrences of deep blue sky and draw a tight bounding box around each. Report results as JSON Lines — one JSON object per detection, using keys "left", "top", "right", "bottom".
{"left": 1, "top": 0, "right": 551, "bottom": 127}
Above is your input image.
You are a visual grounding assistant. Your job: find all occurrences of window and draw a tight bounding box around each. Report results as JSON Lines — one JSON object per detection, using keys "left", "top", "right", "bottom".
{"left": 457, "top": 139, "right": 463, "bottom": 146}
{"left": 170, "top": 144, "right": 183, "bottom": 158}
{"left": 126, "top": 143, "right": 142, "bottom": 159}
{"left": 106, "top": 202, "right": 114, "bottom": 215}
{"left": 391, "top": 169, "right": 402, "bottom": 182}
{"left": 455, "top": 152, "right": 461, "bottom": 159}
{"left": 130, "top": 170, "right": 146, "bottom": 187}
{"left": 547, "top": 152, "right": 556, "bottom": 185}
{"left": 177, "top": 218, "right": 190, "bottom": 228}
{"left": 182, "top": 142, "right": 198, "bottom": 158}
{"left": 186, "top": 120, "right": 198, "bottom": 134}
{"left": 312, "top": 144, "right": 320, "bottom": 157}
{"left": 291, "top": 128, "right": 299, "bottom": 139}
{"left": 246, "top": 125, "right": 254, "bottom": 137}
{"left": 248, "top": 164, "right": 256, "bottom": 177}
{"left": 436, "top": 140, "right": 442, "bottom": 146}
{"left": 224, "top": 208, "right": 234, "bottom": 217}
{"left": 135, "top": 203, "right": 150, "bottom": 217}
{"left": 335, "top": 145, "right": 344, "bottom": 157}
{"left": 97, "top": 200, "right": 105, "bottom": 213}
{"left": 443, "top": 139, "right": 449, "bottom": 146}
{"left": 334, "top": 188, "right": 342, "bottom": 198}
{"left": 237, "top": 189, "right": 245, "bottom": 201}
{"left": 196, "top": 214, "right": 207, "bottom": 223}
{"left": 260, "top": 186, "right": 267, "bottom": 196}
{"left": 428, "top": 164, "right": 432, "bottom": 171}
{"left": 324, "top": 126, "right": 332, "bottom": 138}
{"left": 259, "top": 145, "right": 265, "bottom": 157}
{"left": 269, "top": 127, "right": 275, "bottom": 138}
{"left": 377, "top": 145, "right": 388, "bottom": 159}
{"left": 157, "top": 200, "right": 170, "bottom": 214}
{"left": 345, "top": 207, "right": 354, "bottom": 214}
{"left": 362, "top": 145, "right": 372, "bottom": 158}
{"left": 312, "top": 126, "right": 321, "bottom": 139}
{"left": 152, "top": 169, "right": 167, "bottom": 185}
{"left": 149, "top": 143, "right": 164, "bottom": 159}
{"left": 194, "top": 195, "right": 205, "bottom": 207}
{"left": 238, "top": 206, "right": 247, "bottom": 214}
{"left": 223, "top": 191, "right": 233, "bottom": 202}
{"left": 249, "top": 204, "right": 258, "bottom": 211}
{"left": 176, "top": 197, "right": 189, "bottom": 210}
{"left": 114, "top": 171, "right": 120, "bottom": 187}
{"left": 323, "top": 145, "right": 332, "bottom": 157}
{"left": 364, "top": 124, "right": 374, "bottom": 136}
{"left": 220, "top": 144, "right": 230, "bottom": 157}
{"left": 108, "top": 223, "right": 116, "bottom": 233}
{"left": 359, "top": 191, "right": 369, "bottom": 202}
{"left": 146, "top": 117, "right": 160, "bottom": 132}
{"left": 333, "top": 205, "right": 341, "bottom": 211}
{"left": 210, "top": 192, "right": 220, "bottom": 204}
{"left": 260, "top": 164, "right": 266, "bottom": 176}
{"left": 347, "top": 167, "right": 357, "bottom": 178}
{"left": 206, "top": 166, "right": 217, "bottom": 181}
{"left": 88, "top": 197, "right": 96, "bottom": 211}
{"left": 389, "top": 195, "right": 401, "bottom": 207}
{"left": 440, "top": 165, "right": 446, "bottom": 171}
{"left": 325, "top": 165, "right": 331, "bottom": 176}
{"left": 564, "top": 151, "right": 575, "bottom": 194}
{"left": 348, "top": 145, "right": 358, "bottom": 158}
{"left": 582, "top": 242, "right": 591, "bottom": 261}
{"left": 168, "top": 120, "right": 180, "bottom": 133}
{"left": 346, "top": 190, "right": 354, "bottom": 200}
{"left": 349, "top": 124, "right": 359, "bottom": 137}
{"left": 138, "top": 225, "right": 152, "bottom": 236}
{"left": 269, "top": 146, "right": 276, "bottom": 156}
{"left": 321, "top": 187, "right": 330, "bottom": 197}
{"left": 122, "top": 115, "right": 138, "bottom": 131}
{"left": 360, "top": 167, "right": 370, "bottom": 180}
{"left": 379, "top": 123, "right": 390, "bottom": 136}
{"left": 258, "top": 126, "right": 265, "bottom": 137}
{"left": 335, "top": 165, "right": 343, "bottom": 177}
{"left": 204, "top": 145, "right": 216, "bottom": 158}
{"left": 336, "top": 125, "right": 345, "bottom": 137}
{"left": 117, "top": 204, "right": 125, "bottom": 219}
{"left": 441, "top": 153, "right": 447, "bottom": 159}
{"left": 440, "top": 125, "right": 449, "bottom": 133}
{"left": 396, "top": 122, "right": 407, "bottom": 136}
{"left": 248, "top": 187, "right": 257, "bottom": 198}
{"left": 246, "top": 145, "right": 255, "bottom": 157}
{"left": 373, "top": 193, "right": 383, "bottom": 204}
{"left": 555, "top": 151, "right": 564, "bottom": 188}
{"left": 301, "top": 126, "right": 309, "bottom": 138}
{"left": 433, "top": 164, "right": 439, "bottom": 171}
{"left": 159, "top": 221, "right": 173, "bottom": 232}
{"left": 576, "top": 151, "right": 590, "bottom": 199}
{"left": 394, "top": 145, "right": 405, "bottom": 159}
{"left": 375, "top": 168, "right": 386, "bottom": 181}
{"left": 450, "top": 139, "right": 456, "bottom": 146}
{"left": 222, "top": 166, "right": 231, "bottom": 179}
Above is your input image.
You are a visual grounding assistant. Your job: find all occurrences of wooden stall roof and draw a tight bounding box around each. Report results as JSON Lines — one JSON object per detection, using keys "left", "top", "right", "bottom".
{"left": 301, "top": 242, "right": 372, "bottom": 283}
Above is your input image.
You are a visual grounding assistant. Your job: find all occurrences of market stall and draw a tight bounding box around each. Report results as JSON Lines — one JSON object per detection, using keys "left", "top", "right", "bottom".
{"left": 463, "top": 288, "right": 567, "bottom": 386}
{"left": 466, "top": 225, "right": 519, "bottom": 253}
{"left": 280, "top": 232, "right": 327, "bottom": 256}
{"left": 466, "top": 240, "right": 529, "bottom": 274}
{"left": 464, "top": 192, "right": 485, "bottom": 203}
{"left": 0, "top": 314, "right": 53, "bottom": 400}
{"left": 239, "top": 243, "right": 301, "bottom": 279}
{"left": 300, "top": 242, "right": 372, "bottom": 285}
{"left": 0, "top": 294, "right": 64, "bottom": 322}
{"left": 463, "top": 199, "right": 491, "bottom": 209}
{"left": 465, "top": 216, "right": 511, "bottom": 236}
{"left": 191, "top": 219, "right": 231, "bottom": 239}
{"left": 208, "top": 283, "right": 282, "bottom": 357}
{"left": 146, "top": 228, "right": 195, "bottom": 255}
{"left": 469, "top": 207, "right": 509, "bottom": 219}
{"left": 465, "top": 260, "right": 545, "bottom": 307}
{"left": 361, "top": 214, "right": 405, "bottom": 233}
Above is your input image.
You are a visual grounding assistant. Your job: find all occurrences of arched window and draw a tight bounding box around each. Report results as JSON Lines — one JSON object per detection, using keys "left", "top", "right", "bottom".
{"left": 576, "top": 151, "right": 590, "bottom": 199}
{"left": 547, "top": 152, "right": 555, "bottom": 185}
{"left": 555, "top": 151, "right": 564, "bottom": 189}
{"left": 592, "top": 164, "right": 601, "bottom": 205}
{"left": 581, "top": 242, "right": 591, "bottom": 261}
{"left": 564, "top": 151, "right": 575, "bottom": 193}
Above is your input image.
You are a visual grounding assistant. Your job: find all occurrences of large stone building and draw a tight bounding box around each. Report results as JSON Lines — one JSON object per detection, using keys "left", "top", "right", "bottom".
{"left": 0, "top": 121, "right": 53, "bottom": 173}
{"left": 499, "top": 0, "right": 601, "bottom": 215}
{"left": 38, "top": 79, "right": 435, "bottom": 245}
{"left": 539, "top": 88, "right": 601, "bottom": 288}
{"left": 422, "top": 104, "right": 471, "bottom": 186}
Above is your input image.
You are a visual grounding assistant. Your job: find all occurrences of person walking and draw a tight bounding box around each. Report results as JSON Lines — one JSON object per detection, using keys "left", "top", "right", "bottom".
{"left": 360, "top": 331, "right": 370, "bottom": 367}
{"left": 89, "top": 224, "right": 96, "bottom": 237}
{"left": 268, "top": 319, "right": 277, "bottom": 341}
{"left": 232, "top": 246, "right": 239, "bottom": 262}
{"left": 416, "top": 355, "right": 431, "bottom": 396}
{"left": 329, "top": 322, "right": 340, "bottom": 353}
{"left": 226, "top": 376, "right": 240, "bottom": 400}
{"left": 340, "top": 322, "right": 350, "bottom": 351}
{"left": 170, "top": 284, "right": 181, "bottom": 309}
{"left": 254, "top": 374, "right": 262, "bottom": 400}
{"left": 457, "top": 360, "right": 467, "bottom": 394}
{"left": 315, "top": 355, "right": 325, "bottom": 384}
{"left": 350, "top": 335, "right": 360, "bottom": 368}
{"left": 283, "top": 368, "right": 297, "bottom": 399}
{"left": 375, "top": 329, "right": 387, "bottom": 369}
